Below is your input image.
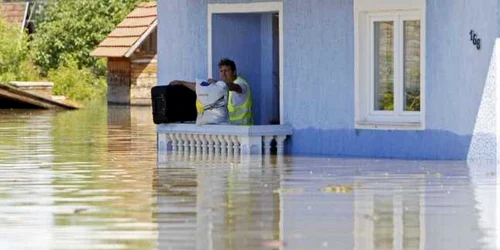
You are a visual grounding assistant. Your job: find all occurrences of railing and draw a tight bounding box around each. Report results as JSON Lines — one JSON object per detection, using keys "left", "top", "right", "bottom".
{"left": 157, "top": 123, "right": 292, "bottom": 156}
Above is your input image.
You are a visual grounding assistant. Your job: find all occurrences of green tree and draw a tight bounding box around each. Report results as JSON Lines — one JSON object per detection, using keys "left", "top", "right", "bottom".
{"left": 32, "top": 0, "right": 148, "bottom": 75}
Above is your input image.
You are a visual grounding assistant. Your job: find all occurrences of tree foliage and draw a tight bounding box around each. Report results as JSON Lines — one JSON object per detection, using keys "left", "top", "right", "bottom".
{"left": 0, "top": 17, "right": 39, "bottom": 83}
{"left": 32, "top": 0, "right": 149, "bottom": 75}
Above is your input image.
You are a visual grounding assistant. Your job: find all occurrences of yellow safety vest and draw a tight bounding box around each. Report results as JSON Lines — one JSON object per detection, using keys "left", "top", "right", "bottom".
{"left": 228, "top": 76, "right": 253, "bottom": 125}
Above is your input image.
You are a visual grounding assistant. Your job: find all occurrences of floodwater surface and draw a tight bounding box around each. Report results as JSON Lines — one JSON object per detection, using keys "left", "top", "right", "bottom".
{"left": 0, "top": 103, "right": 497, "bottom": 250}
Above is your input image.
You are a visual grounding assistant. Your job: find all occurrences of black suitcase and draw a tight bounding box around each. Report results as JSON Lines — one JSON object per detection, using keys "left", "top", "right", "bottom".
{"left": 151, "top": 85, "right": 197, "bottom": 124}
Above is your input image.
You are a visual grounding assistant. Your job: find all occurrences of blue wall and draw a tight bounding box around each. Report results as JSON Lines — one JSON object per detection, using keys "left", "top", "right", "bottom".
{"left": 282, "top": 0, "right": 497, "bottom": 160}
{"left": 158, "top": 0, "right": 208, "bottom": 85}
{"left": 159, "top": 0, "right": 499, "bottom": 160}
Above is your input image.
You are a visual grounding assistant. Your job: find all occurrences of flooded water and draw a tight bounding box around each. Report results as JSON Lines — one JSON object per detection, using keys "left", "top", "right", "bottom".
{"left": 0, "top": 103, "right": 497, "bottom": 250}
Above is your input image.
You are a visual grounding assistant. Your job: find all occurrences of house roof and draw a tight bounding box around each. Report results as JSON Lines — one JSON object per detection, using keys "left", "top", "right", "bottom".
{"left": 91, "top": 2, "right": 157, "bottom": 58}
{"left": 0, "top": 2, "right": 29, "bottom": 31}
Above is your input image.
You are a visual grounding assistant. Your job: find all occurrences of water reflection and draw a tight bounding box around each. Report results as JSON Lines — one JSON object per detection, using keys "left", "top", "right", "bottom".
{"left": 0, "top": 104, "right": 497, "bottom": 250}
{"left": 0, "top": 104, "right": 158, "bottom": 250}
{"left": 157, "top": 155, "right": 497, "bottom": 250}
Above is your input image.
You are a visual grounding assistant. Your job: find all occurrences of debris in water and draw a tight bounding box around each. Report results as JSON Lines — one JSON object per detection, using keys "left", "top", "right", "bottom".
{"left": 74, "top": 208, "right": 88, "bottom": 214}
{"left": 262, "top": 240, "right": 285, "bottom": 248}
{"left": 273, "top": 188, "right": 303, "bottom": 194}
{"left": 322, "top": 185, "right": 353, "bottom": 193}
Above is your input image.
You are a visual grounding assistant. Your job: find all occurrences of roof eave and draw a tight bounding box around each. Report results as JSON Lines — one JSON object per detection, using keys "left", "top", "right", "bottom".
{"left": 124, "top": 19, "right": 157, "bottom": 58}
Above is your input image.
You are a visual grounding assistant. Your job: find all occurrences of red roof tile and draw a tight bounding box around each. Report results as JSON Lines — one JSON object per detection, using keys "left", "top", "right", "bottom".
{"left": 0, "top": 3, "right": 28, "bottom": 30}
{"left": 91, "top": 2, "right": 157, "bottom": 58}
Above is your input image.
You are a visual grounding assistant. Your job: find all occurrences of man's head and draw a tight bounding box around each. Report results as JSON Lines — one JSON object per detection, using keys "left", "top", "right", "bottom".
{"left": 218, "top": 58, "right": 237, "bottom": 83}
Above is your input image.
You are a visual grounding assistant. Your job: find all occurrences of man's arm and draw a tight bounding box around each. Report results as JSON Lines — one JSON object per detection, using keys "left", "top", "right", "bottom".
{"left": 225, "top": 82, "right": 243, "bottom": 94}
{"left": 169, "top": 80, "right": 196, "bottom": 91}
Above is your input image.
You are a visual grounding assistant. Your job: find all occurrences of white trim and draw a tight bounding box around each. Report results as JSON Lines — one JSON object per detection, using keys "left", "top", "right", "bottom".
{"left": 20, "top": 2, "right": 29, "bottom": 33}
{"left": 125, "top": 20, "right": 158, "bottom": 58}
{"left": 355, "top": 7, "right": 425, "bottom": 130}
{"left": 207, "top": 2, "right": 284, "bottom": 124}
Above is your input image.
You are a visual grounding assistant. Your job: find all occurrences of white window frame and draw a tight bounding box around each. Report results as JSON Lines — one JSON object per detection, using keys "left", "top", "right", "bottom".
{"left": 355, "top": 1, "right": 426, "bottom": 130}
{"left": 207, "top": 2, "right": 284, "bottom": 125}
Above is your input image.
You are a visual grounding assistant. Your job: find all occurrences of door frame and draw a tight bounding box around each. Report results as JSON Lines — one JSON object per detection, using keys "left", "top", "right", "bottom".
{"left": 207, "top": 2, "right": 284, "bottom": 124}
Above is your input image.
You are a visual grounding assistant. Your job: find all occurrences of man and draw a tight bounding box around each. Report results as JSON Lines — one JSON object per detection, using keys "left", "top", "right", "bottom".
{"left": 170, "top": 58, "right": 253, "bottom": 125}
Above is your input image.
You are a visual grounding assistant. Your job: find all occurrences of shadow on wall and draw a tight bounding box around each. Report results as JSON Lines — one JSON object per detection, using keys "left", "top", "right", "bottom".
{"left": 288, "top": 128, "right": 477, "bottom": 160}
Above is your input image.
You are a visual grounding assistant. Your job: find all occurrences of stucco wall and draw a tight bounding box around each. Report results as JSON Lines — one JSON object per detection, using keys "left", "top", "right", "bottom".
{"left": 158, "top": 0, "right": 208, "bottom": 85}
{"left": 284, "top": 0, "right": 497, "bottom": 160}
{"left": 158, "top": 0, "right": 499, "bottom": 160}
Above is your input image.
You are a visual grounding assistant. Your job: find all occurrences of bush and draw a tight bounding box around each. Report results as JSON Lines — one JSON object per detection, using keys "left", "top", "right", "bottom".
{"left": 48, "top": 59, "right": 106, "bottom": 101}
{"left": 0, "top": 16, "right": 40, "bottom": 83}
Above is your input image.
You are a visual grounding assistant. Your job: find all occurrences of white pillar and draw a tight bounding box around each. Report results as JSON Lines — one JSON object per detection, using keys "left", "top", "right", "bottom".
{"left": 173, "top": 133, "right": 181, "bottom": 152}
{"left": 217, "top": 135, "right": 226, "bottom": 155}
{"left": 201, "top": 134, "right": 208, "bottom": 155}
{"left": 187, "top": 134, "right": 195, "bottom": 153}
{"left": 224, "top": 135, "right": 233, "bottom": 155}
{"left": 181, "top": 133, "right": 189, "bottom": 152}
{"left": 240, "top": 136, "right": 263, "bottom": 155}
{"left": 213, "top": 134, "right": 221, "bottom": 155}
{"left": 275, "top": 135, "right": 287, "bottom": 155}
{"left": 263, "top": 136, "right": 274, "bottom": 155}
{"left": 231, "top": 135, "right": 240, "bottom": 155}
{"left": 207, "top": 134, "right": 215, "bottom": 155}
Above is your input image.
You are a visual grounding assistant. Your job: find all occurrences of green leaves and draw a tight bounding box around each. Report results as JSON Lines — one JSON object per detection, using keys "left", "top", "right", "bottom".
{"left": 31, "top": 0, "right": 148, "bottom": 75}
{"left": 48, "top": 58, "right": 106, "bottom": 101}
{"left": 0, "top": 0, "right": 149, "bottom": 101}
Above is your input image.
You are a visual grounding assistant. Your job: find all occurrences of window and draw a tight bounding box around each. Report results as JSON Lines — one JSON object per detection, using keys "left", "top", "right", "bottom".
{"left": 355, "top": 1, "right": 425, "bottom": 130}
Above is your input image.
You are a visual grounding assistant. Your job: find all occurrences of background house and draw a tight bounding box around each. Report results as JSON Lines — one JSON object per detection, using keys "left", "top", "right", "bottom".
{"left": 0, "top": 1, "right": 30, "bottom": 32}
{"left": 91, "top": 2, "right": 157, "bottom": 106}
{"left": 0, "top": 0, "right": 46, "bottom": 33}
{"left": 158, "top": 0, "right": 500, "bottom": 161}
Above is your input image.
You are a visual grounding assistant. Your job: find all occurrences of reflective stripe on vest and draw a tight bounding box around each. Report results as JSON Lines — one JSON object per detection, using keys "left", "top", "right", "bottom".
{"left": 228, "top": 77, "right": 253, "bottom": 125}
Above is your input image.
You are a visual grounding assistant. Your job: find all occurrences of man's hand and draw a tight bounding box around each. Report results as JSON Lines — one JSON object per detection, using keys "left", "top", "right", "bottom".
{"left": 207, "top": 78, "right": 217, "bottom": 84}
{"left": 169, "top": 80, "right": 182, "bottom": 86}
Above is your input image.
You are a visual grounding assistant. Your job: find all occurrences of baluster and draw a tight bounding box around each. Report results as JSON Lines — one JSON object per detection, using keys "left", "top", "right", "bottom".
{"left": 213, "top": 134, "right": 221, "bottom": 155}
{"left": 263, "top": 136, "right": 274, "bottom": 155}
{"left": 195, "top": 134, "right": 203, "bottom": 154}
{"left": 231, "top": 135, "right": 240, "bottom": 155}
{"left": 174, "top": 134, "right": 182, "bottom": 151}
{"left": 275, "top": 135, "right": 287, "bottom": 155}
{"left": 207, "top": 134, "right": 215, "bottom": 156}
{"left": 181, "top": 133, "right": 189, "bottom": 152}
{"left": 224, "top": 135, "right": 233, "bottom": 155}
{"left": 218, "top": 135, "right": 227, "bottom": 155}
{"left": 201, "top": 134, "right": 208, "bottom": 155}
{"left": 167, "top": 134, "right": 175, "bottom": 152}
{"left": 187, "top": 134, "right": 195, "bottom": 153}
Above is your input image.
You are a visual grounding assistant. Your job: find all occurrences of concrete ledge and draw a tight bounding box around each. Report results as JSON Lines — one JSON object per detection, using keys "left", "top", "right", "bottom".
{"left": 10, "top": 81, "right": 54, "bottom": 98}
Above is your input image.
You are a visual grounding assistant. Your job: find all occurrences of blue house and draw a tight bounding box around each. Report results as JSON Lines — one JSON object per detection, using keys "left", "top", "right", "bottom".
{"left": 157, "top": 0, "right": 499, "bottom": 161}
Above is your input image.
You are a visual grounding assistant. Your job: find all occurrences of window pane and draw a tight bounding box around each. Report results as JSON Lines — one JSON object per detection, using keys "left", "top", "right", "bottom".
{"left": 404, "top": 20, "right": 420, "bottom": 112}
{"left": 374, "top": 21, "right": 394, "bottom": 111}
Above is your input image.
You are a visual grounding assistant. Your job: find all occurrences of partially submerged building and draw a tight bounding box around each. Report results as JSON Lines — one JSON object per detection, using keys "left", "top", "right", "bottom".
{"left": 91, "top": 2, "right": 157, "bottom": 106}
{"left": 156, "top": 0, "right": 500, "bottom": 160}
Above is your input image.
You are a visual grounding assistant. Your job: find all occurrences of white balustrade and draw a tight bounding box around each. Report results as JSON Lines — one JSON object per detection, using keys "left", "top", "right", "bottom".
{"left": 157, "top": 124, "right": 292, "bottom": 156}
